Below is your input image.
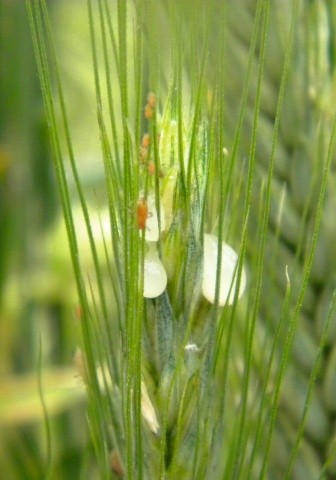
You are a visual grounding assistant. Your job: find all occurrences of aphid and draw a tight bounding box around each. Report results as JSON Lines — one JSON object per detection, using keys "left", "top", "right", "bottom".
{"left": 141, "top": 133, "right": 151, "bottom": 148}
{"left": 109, "top": 450, "right": 124, "bottom": 477}
{"left": 137, "top": 197, "right": 149, "bottom": 230}
{"left": 147, "top": 161, "right": 156, "bottom": 176}
{"left": 147, "top": 92, "right": 156, "bottom": 108}
{"left": 144, "top": 104, "right": 154, "bottom": 120}
{"left": 147, "top": 161, "right": 164, "bottom": 178}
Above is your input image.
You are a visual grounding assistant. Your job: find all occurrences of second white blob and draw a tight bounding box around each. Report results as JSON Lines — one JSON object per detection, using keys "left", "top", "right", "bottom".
{"left": 202, "top": 234, "right": 246, "bottom": 306}
{"left": 143, "top": 248, "right": 167, "bottom": 298}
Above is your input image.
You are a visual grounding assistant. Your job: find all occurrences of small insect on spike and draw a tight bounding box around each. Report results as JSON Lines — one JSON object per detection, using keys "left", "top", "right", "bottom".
{"left": 109, "top": 450, "right": 124, "bottom": 477}
{"left": 141, "top": 133, "right": 151, "bottom": 149}
{"left": 144, "top": 104, "right": 154, "bottom": 120}
{"left": 147, "top": 92, "right": 156, "bottom": 108}
{"left": 137, "top": 197, "right": 149, "bottom": 230}
{"left": 147, "top": 161, "right": 156, "bottom": 176}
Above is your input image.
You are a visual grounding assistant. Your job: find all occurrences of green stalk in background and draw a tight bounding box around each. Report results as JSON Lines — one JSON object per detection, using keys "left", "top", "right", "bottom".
{"left": 25, "top": 0, "right": 336, "bottom": 479}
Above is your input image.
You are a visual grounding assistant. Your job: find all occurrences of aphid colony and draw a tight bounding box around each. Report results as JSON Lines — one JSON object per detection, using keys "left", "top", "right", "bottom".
{"left": 136, "top": 92, "right": 164, "bottom": 234}
{"left": 136, "top": 92, "right": 168, "bottom": 298}
{"left": 144, "top": 91, "right": 156, "bottom": 119}
{"left": 139, "top": 132, "right": 163, "bottom": 177}
{"left": 137, "top": 94, "right": 247, "bottom": 305}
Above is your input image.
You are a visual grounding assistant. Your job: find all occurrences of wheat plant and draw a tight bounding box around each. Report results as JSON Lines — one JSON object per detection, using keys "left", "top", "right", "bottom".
{"left": 26, "top": 0, "right": 336, "bottom": 479}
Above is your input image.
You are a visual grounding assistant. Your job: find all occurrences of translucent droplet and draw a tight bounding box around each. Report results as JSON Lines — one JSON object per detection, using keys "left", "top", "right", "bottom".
{"left": 145, "top": 195, "right": 165, "bottom": 242}
{"left": 202, "top": 234, "right": 246, "bottom": 306}
{"left": 144, "top": 250, "right": 167, "bottom": 298}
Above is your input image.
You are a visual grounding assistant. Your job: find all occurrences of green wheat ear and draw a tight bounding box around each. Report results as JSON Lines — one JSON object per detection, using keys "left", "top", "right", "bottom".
{"left": 28, "top": 0, "right": 336, "bottom": 479}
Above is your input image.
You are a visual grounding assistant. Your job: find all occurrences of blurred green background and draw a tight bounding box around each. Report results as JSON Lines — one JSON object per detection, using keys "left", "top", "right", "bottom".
{"left": 0, "top": 1, "right": 103, "bottom": 478}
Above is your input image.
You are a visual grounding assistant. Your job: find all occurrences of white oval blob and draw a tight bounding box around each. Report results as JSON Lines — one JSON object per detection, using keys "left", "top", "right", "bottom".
{"left": 202, "top": 234, "right": 246, "bottom": 306}
{"left": 144, "top": 250, "right": 167, "bottom": 298}
{"left": 145, "top": 195, "right": 165, "bottom": 242}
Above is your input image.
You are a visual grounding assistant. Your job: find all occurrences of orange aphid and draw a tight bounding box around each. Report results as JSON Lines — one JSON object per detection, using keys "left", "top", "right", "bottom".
{"left": 137, "top": 198, "right": 149, "bottom": 230}
{"left": 109, "top": 450, "right": 124, "bottom": 477}
{"left": 141, "top": 133, "right": 151, "bottom": 148}
{"left": 147, "top": 92, "right": 156, "bottom": 108}
{"left": 144, "top": 104, "right": 154, "bottom": 120}
{"left": 147, "top": 161, "right": 156, "bottom": 176}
